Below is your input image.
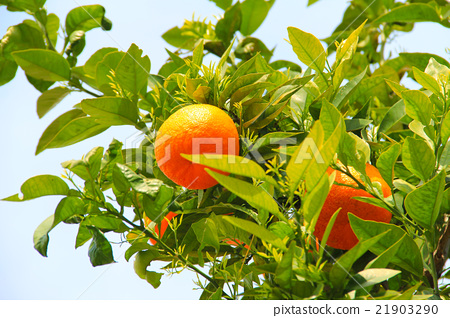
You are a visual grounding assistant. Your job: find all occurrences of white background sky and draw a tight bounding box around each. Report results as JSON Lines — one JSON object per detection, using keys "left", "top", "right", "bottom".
{"left": 0, "top": 0, "right": 448, "bottom": 300}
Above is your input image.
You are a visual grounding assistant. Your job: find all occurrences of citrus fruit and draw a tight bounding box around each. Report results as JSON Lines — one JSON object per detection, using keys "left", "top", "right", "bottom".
{"left": 145, "top": 212, "right": 177, "bottom": 245}
{"left": 314, "top": 163, "right": 392, "bottom": 250}
{"left": 155, "top": 104, "right": 240, "bottom": 189}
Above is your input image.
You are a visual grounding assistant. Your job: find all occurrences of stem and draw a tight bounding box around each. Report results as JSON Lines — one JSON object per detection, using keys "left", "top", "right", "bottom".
{"left": 78, "top": 85, "right": 102, "bottom": 98}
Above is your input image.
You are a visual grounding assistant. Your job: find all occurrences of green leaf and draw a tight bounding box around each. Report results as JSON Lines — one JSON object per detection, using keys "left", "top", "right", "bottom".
{"left": 440, "top": 142, "right": 450, "bottom": 166}
{"left": 37, "top": 86, "right": 72, "bottom": 118}
{"left": 115, "top": 44, "right": 150, "bottom": 98}
{"left": 288, "top": 26, "right": 326, "bottom": 73}
{"left": 405, "top": 171, "right": 446, "bottom": 230}
{"left": 143, "top": 185, "right": 174, "bottom": 223}
{"left": 0, "top": 22, "right": 45, "bottom": 61}
{"left": 124, "top": 242, "right": 152, "bottom": 262}
{"left": 84, "top": 215, "right": 123, "bottom": 231}
{"left": 36, "top": 109, "right": 109, "bottom": 155}
{"left": 274, "top": 242, "right": 296, "bottom": 289}
{"left": 240, "top": 0, "right": 270, "bottom": 36}
{"left": 54, "top": 196, "right": 84, "bottom": 222}
{"left": 88, "top": 227, "right": 115, "bottom": 266}
{"left": 373, "top": 3, "right": 441, "bottom": 25}
{"left": 303, "top": 171, "right": 331, "bottom": 232}
{"left": 115, "top": 163, "right": 163, "bottom": 196}
{"left": 45, "top": 13, "right": 59, "bottom": 48}
{"left": 134, "top": 250, "right": 159, "bottom": 279}
{"left": 146, "top": 271, "right": 163, "bottom": 289}
{"left": 441, "top": 111, "right": 450, "bottom": 146}
{"left": 412, "top": 67, "right": 441, "bottom": 96}
{"left": 0, "top": 58, "right": 18, "bottom": 86}
{"left": 75, "top": 224, "right": 92, "bottom": 248}
{"left": 345, "top": 118, "right": 372, "bottom": 131}
{"left": 95, "top": 51, "right": 125, "bottom": 95}
{"left": 345, "top": 268, "right": 401, "bottom": 292}
{"left": 376, "top": 143, "right": 402, "bottom": 188}
{"left": 182, "top": 154, "right": 277, "bottom": 187}
{"left": 209, "top": 0, "right": 232, "bottom": 10}
{"left": 12, "top": 49, "right": 71, "bottom": 81}
{"left": 2, "top": 174, "right": 69, "bottom": 201}
{"left": 80, "top": 97, "right": 139, "bottom": 126}
{"left": 84, "top": 47, "right": 118, "bottom": 77}
{"left": 65, "top": 5, "right": 111, "bottom": 36}
{"left": 402, "top": 90, "right": 432, "bottom": 125}
{"left": 402, "top": 137, "right": 435, "bottom": 181}
{"left": 215, "top": 2, "right": 241, "bottom": 44}
{"left": 365, "top": 234, "right": 404, "bottom": 270}
{"left": 400, "top": 52, "right": 450, "bottom": 71}
{"left": 349, "top": 214, "right": 423, "bottom": 276}
{"left": 192, "top": 217, "right": 220, "bottom": 252}
{"left": 330, "top": 231, "right": 389, "bottom": 289}
{"left": 335, "top": 20, "right": 366, "bottom": 64}
{"left": 206, "top": 169, "right": 286, "bottom": 222}
{"left": 33, "top": 214, "right": 57, "bottom": 257}
{"left": 219, "top": 73, "right": 266, "bottom": 107}
{"left": 221, "top": 216, "right": 286, "bottom": 251}
{"left": 3, "top": 0, "right": 46, "bottom": 12}
{"left": 332, "top": 67, "right": 367, "bottom": 109}
{"left": 378, "top": 99, "right": 406, "bottom": 137}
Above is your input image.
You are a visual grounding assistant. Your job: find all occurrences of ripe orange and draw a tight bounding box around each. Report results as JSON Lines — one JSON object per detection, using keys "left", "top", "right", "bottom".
{"left": 155, "top": 104, "right": 240, "bottom": 189}
{"left": 145, "top": 212, "right": 178, "bottom": 245}
{"left": 314, "top": 163, "right": 392, "bottom": 250}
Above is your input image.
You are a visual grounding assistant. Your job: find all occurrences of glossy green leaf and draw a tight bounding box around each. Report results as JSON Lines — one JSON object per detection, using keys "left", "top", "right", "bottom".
{"left": 330, "top": 231, "right": 389, "bottom": 289}
{"left": 2, "top": 174, "right": 69, "bottom": 201}
{"left": 95, "top": 51, "right": 125, "bottom": 95}
{"left": 3, "top": 0, "right": 46, "bottom": 12}
{"left": 349, "top": 214, "right": 423, "bottom": 276}
{"left": 182, "top": 154, "right": 277, "bottom": 187}
{"left": 405, "top": 171, "right": 446, "bottom": 230}
{"left": 400, "top": 52, "right": 450, "bottom": 71}
{"left": 37, "top": 86, "right": 72, "bottom": 118}
{"left": 65, "top": 5, "right": 111, "bottom": 36}
{"left": 84, "top": 47, "right": 118, "bottom": 77}
{"left": 365, "top": 234, "right": 404, "bottom": 270}
{"left": 402, "top": 137, "right": 435, "bottom": 181}
{"left": 402, "top": 90, "right": 432, "bottom": 125}
{"left": 303, "top": 171, "right": 332, "bottom": 231}
{"left": 75, "top": 224, "right": 92, "bottom": 248}
{"left": 208, "top": 0, "right": 232, "bottom": 10}
{"left": 0, "top": 58, "right": 18, "bottom": 85}
{"left": 124, "top": 243, "right": 152, "bottom": 262}
{"left": 12, "top": 49, "right": 70, "bottom": 81}
{"left": 344, "top": 118, "right": 372, "bottom": 131}
{"left": 192, "top": 217, "right": 220, "bottom": 252}
{"left": 0, "top": 22, "right": 45, "bottom": 61}
{"left": 274, "top": 242, "right": 296, "bottom": 289}
{"left": 33, "top": 214, "right": 57, "bottom": 257}
{"left": 345, "top": 268, "right": 401, "bottom": 292}
{"left": 412, "top": 67, "right": 441, "bottom": 96}
{"left": 440, "top": 142, "right": 450, "bottom": 166}
{"left": 36, "top": 109, "right": 109, "bottom": 155}
{"left": 336, "top": 20, "right": 366, "bottom": 64}
{"left": 115, "top": 44, "right": 150, "bottom": 98}
{"left": 332, "top": 67, "right": 367, "bottom": 109}
{"left": 45, "top": 13, "right": 59, "bottom": 48}
{"left": 80, "top": 97, "right": 139, "bottom": 126}
{"left": 376, "top": 143, "right": 402, "bottom": 188}
{"left": 146, "top": 271, "right": 163, "bottom": 289}
{"left": 373, "top": 3, "right": 441, "bottom": 25}
{"left": 240, "top": 0, "right": 270, "bottom": 36}
{"left": 206, "top": 169, "right": 286, "bottom": 222}
{"left": 143, "top": 185, "right": 174, "bottom": 223}
{"left": 134, "top": 250, "right": 160, "bottom": 279}
{"left": 84, "top": 215, "right": 123, "bottom": 230}
{"left": 54, "top": 196, "right": 84, "bottom": 222}
{"left": 215, "top": 2, "right": 241, "bottom": 44}
{"left": 221, "top": 216, "right": 286, "bottom": 251}
{"left": 441, "top": 111, "right": 450, "bottom": 146}
{"left": 288, "top": 27, "right": 326, "bottom": 73}
{"left": 115, "top": 163, "right": 163, "bottom": 197}
{"left": 88, "top": 227, "right": 115, "bottom": 266}
{"left": 378, "top": 99, "right": 406, "bottom": 137}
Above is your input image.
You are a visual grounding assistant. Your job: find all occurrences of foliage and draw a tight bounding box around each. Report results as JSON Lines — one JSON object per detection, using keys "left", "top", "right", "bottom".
{"left": 1, "top": 0, "right": 450, "bottom": 299}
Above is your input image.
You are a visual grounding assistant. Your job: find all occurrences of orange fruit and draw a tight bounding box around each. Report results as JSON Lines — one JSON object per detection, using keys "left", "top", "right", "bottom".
{"left": 155, "top": 104, "right": 239, "bottom": 189}
{"left": 145, "top": 212, "right": 178, "bottom": 245}
{"left": 314, "top": 163, "right": 392, "bottom": 250}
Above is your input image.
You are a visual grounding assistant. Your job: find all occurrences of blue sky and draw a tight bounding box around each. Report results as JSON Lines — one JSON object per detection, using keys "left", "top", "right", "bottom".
{"left": 0, "top": 0, "right": 449, "bottom": 300}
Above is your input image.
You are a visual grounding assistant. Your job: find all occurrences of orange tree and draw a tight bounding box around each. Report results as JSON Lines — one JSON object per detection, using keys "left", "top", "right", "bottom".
{"left": 1, "top": 0, "right": 450, "bottom": 299}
